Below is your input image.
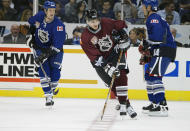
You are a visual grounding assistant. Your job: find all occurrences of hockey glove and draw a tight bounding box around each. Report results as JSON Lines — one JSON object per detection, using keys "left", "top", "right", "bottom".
{"left": 35, "top": 53, "right": 48, "bottom": 66}
{"left": 138, "top": 44, "right": 151, "bottom": 56}
{"left": 35, "top": 46, "right": 61, "bottom": 65}
{"left": 142, "top": 39, "right": 150, "bottom": 50}
{"left": 139, "top": 55, "right": 151, "bottom": 65}
{"left": 114, "top": 39, "right": 130, "bottom": 53}
{"left": 104, "top": 64, "right": 120, "bottom": 78}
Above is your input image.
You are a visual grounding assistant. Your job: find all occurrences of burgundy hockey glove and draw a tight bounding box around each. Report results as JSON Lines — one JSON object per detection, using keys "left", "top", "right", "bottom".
{"left": 139, "top": 55, "right": 151, "bottom": 65}
{"left": 138, "top": 45, "right": 151, "bottom": 56}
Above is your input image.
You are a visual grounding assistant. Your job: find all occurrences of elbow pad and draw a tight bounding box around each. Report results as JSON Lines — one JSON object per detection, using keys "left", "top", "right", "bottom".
{"left": 112, "top": 27, "right": 129, "bottom": 44}
{"left": 29, "top": 25, "right": 36, "bottom": 35}
{"left": 91, "top": 56, "right": 107, "bottom": 68}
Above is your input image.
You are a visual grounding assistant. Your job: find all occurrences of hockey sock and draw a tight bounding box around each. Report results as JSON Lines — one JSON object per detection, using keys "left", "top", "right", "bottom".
{"left": 152, "top": 80, "right": 165, "bottom": 104}
{"left": 40, "top": 77, "right": 51, "bottom": 94}
{"left": 50, "top": 81, "right": 58, "bottom": 90}
{"left": 116, "top": 86, "right": 128, "bottom": 104}
{"left": 146, "top": 81, "right": 156, "bottom": 103}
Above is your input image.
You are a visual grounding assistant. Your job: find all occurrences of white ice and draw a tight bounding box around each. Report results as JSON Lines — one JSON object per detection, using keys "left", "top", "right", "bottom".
{"left": 0, "top": 97, "right": 190, "bottom": 131}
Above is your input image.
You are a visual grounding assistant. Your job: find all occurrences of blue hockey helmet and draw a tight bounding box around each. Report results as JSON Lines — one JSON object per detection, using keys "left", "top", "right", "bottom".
{"left": 143, "top": 0, "right": 158, "bottom": 11}
{"left": 43, "top": 1, "right": 56, "bottom": 9}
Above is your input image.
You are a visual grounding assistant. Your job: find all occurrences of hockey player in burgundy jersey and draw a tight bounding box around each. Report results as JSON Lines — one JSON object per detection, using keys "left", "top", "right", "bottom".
{"left": 80, "top": 9, "right": 137, "bottom": 118}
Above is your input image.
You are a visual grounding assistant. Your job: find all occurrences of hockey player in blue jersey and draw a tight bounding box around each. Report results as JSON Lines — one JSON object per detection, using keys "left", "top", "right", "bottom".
{"left": 139, "top": 0, "right": 176, "bottom": 116}
{"left": 27, "top": 1, "right": 66, "bottom": 106}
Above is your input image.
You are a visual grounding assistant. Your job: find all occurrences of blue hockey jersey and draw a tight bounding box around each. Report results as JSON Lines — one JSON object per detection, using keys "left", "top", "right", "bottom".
{"left": 28, "top": 11, "right": 66, "bottom": 49}
{"left": 146, "top": 13, "right": 176, "bottom": 48}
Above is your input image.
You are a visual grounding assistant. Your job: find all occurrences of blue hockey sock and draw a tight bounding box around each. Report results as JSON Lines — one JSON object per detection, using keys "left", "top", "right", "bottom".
{"left": 153, "top": 87, "right": 165, "bottom": 104}
{"left": 152, "top": 80, "right": 165, "bottom": 104}
{"left": 40, "top": 77, "right": 52, "bottom": 94}
{"left": 146, "top": 81, "right": 156, "bottom": 103}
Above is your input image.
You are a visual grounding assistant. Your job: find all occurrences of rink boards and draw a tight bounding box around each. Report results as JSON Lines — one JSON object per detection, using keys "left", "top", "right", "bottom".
{"left": 0, "top": 44, "right": 190, "bottom": 101}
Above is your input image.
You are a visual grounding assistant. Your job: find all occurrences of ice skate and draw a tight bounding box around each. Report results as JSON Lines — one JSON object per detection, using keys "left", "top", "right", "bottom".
{"left": 126, "top": 104, "right": 137, "bottom": 119}
{"left": 142, "top": 103, "right": 153, "bottom": 114}
{"left": 45, "top": 94, "right": 54, "bottom": 107}
{"left": 115, "top": 104, "right": 120, "bottom": 110}
{"left": 148, "top": 103, "right": 168, "bottom": 117}
{"left": 116, "top": 103, "right": 137, "bottom": 119}
{"left": 120, "top": 104, "right": 127, "bottom": 116}
{"left": 119, "top": 104, "right": 127, "bottom": 120}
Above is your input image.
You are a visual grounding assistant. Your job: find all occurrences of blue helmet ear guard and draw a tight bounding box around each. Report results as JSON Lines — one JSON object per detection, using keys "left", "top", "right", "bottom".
{"left": 143, "top": 0, "right": 158, "bottom": 11}
{"left": 43, "top": 1, "right": 56, "bottom": 9}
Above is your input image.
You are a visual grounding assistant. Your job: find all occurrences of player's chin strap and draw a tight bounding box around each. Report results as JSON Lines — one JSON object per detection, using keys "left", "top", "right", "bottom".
{"left": 101, "top": 49, "right": 124, "bottom": 120}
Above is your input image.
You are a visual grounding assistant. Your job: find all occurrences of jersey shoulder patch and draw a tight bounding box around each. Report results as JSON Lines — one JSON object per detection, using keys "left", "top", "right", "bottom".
{"left": 150, "top": 19, "right": 159, "bottom": 23}
{"left": 57, "top": 26, "right": 63, "bottom": 31}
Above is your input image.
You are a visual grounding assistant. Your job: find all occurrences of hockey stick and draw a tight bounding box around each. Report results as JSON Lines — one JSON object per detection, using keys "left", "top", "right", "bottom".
{"left": 101, "top": 50, "right": 124, "bottom": 120}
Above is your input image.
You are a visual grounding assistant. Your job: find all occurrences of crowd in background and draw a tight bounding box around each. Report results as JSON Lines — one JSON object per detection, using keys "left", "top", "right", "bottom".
{"left": 0, "top": 0, "right": 189, "bottom": 47}
{"left": 0, "top": 0, "right": 190, "bottom": 25}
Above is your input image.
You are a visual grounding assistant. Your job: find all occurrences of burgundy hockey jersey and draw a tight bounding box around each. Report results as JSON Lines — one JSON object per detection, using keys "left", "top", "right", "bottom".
{"left": 81, "top": 18, "right": 127, "bottom": 63}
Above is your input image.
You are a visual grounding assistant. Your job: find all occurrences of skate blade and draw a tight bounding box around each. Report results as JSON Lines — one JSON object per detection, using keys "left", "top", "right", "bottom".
{"left": 53, "top": 88, "right": 59, "bottom": 95}
{"left": 45, "top": 105, "right": 53, "bottom": 109}
{"left": 130, "top": 116, "right": 138, "bottom": 120}
{"left": 142, "top": 110, "right": 149, "bottom": 114}
{"left": 120, "top": 115, "right": 126, "bottom": 120}
{"left": 148, "top": 111, "right": 168, "bottom": 117}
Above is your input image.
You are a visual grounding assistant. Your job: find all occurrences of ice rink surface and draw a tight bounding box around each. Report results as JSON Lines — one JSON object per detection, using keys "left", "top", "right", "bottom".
{"left": 0, "top": 97, "right": 190, "bottom": 131}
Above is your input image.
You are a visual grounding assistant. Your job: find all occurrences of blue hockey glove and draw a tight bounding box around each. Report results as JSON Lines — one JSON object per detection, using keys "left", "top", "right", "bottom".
{"left": 35, "top": 53, "right": 47, "bottom": 65}
{"left": 34, "top": 46, "right": 61, "bottom": 66}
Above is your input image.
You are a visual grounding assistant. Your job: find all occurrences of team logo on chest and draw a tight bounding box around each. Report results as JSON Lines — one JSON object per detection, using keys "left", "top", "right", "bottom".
{"left": 98, "top": 35, "right": 113, "bottom": 52}
{"left": 38, "top": 29, "right": 49, "bottom": 43}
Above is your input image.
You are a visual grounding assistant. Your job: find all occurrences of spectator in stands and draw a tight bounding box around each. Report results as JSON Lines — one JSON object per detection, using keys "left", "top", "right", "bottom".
{"left": 64, "top": 0, "right": 78, "bottom": 23}
{"left": 0, "top": 11, "right": 4, "bottom": 20}
{"left": 157, "top": 2, "right": 180, "bottom": 25}
{"left": 158, "top": 0, "right": 174, "bottom": 10}
{"left": 136, "top": 0, "right": 145, "bottom": 24}
{"left": 94, "top": 0, "right": 103, "bottom": 11}
{"left": 179, "top": 0, "right": 190, "bottom": 25}
{"left": 58, "top": 0, "right": 69, "bottom": 7}
{"left": 3, "top": 24, "right": 26, "bottom": 44}
{"left": 113, "top": 0, "right": 137, "bottom": 23}
{"left": 129, "top": 28, "right": 140, "bottom": 47}
{"left": 166, "top": 13, "right": 174, "bottom": 25}
{"left": 12, "top": 0, "right": 30, "bottom": 17}
{"left": 115, "top": 11, "right": 124, "bottom": 20}
{"left": 98, "top": 0, "right": 115, "bottom": 19}
{"left": 76, "top": 1, "right": 87, "bottom": 23}
{"left": 0, "top": 0, "right": 17, "bottom": 21}
{"left": 55, "top": 0, "right": 65, "bottom": 21}
{"left": 170, "top": 27, "right": 183, "bottom": 47}
{"left": 72, "top": 26, "right": 84, "bottom": 45}
{"left": 28, "top": 0, "right": 33, "bottom": 10}
{"left": 20, "top": 9, "right": 32, "bottom": 21}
